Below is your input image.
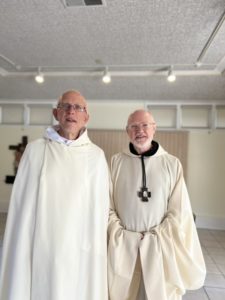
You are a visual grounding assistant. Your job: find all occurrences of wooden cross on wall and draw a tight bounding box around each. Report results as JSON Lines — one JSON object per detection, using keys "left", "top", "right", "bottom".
{"left": 5, "top": 136, "right": 28, "bottom": 184}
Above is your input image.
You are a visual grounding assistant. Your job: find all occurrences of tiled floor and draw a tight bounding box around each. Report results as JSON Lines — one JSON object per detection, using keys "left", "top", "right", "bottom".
{"left": 0, "top": 213, "right": 225, "bottom": 299}
{"left": 183, "top": 228, "right": 225, "bottom": 300}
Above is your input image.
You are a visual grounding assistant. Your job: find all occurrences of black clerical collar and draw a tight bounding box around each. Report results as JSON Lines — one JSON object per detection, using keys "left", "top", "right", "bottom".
{"left": 129, "top": 140, "right": 159, "bottom": 157}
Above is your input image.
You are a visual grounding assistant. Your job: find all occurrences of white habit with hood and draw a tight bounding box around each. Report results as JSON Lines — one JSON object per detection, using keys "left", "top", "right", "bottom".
{"left": 0, "top": 127, "right": 109, "bottom": 300}
{"left": 108, "top": 142, "right": 206, "bottom": 300}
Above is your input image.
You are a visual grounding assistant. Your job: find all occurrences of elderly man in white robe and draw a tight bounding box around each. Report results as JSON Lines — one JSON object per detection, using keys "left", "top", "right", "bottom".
{"left": 108, "top": 109, "right": 206, "bottom": 300}
{"left": 0, "top": 90, "right": 109, "bottom": 300}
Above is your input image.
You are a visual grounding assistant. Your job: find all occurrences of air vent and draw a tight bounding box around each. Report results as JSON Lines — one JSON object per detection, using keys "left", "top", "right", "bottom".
{"left": 65, "top": 0, "right": 104, "bottom": 6}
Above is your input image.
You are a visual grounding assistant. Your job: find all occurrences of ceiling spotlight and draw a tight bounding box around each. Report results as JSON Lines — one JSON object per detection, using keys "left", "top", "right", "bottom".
{"left": 167, "top": 67, "right": 176, "bottom": 82}
{"left": 195, "top": 60, "right": 202, "bottom": 68}
{"left": 35, "top": 68, "right": 44, "bottom": 84}
{"left": 102, "top": 67, "right": 111, "bottom": 84}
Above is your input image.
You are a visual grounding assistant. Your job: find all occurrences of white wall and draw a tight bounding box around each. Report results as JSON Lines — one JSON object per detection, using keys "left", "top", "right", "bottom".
{"left": 0, "top": 102, "right": 225, "bottom": 229}
{"left": 88, "top": 100, "right": 144, "bottom": 129}
{"left": 187, "top": 130, "right": 225, "bottom": 229}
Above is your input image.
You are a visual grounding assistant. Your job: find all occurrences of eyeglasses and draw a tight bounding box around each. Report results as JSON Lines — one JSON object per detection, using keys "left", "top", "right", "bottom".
{"left": 127, "top": 122, "right": 155, "bottom": 131}
{"left": 57, "top": 103, "right": 86, "bottom": 112}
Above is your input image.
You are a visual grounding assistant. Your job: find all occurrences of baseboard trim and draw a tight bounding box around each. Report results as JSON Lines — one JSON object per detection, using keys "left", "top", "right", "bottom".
{"left": 196, "top": 215, "right": 225, "bottom": 230}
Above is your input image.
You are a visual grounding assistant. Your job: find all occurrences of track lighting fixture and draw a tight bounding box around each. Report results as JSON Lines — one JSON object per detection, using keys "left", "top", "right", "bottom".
{"left": 102, "top": 67, "right": 111, "bottom": 84}
{"left": 35, "top": 68, "right": 44, "bottom": 84}
{"left": 195, "top": 60, "right": 202, "bottom": 68}
{"left": 167, "top": 66, "right": 176, "bottom": 82}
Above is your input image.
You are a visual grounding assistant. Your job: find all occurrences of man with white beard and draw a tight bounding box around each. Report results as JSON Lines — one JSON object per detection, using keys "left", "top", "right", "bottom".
{"left": 108, "top": 109, "right": 206, "bottom": 300}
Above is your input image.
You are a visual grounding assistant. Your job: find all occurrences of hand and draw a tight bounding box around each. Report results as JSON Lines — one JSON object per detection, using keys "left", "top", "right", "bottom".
{"left": 140, "top": 232, "right": 145, "bottom": 240}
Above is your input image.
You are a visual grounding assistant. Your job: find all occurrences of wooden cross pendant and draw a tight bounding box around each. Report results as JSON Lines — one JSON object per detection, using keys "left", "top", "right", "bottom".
{"left": 137, "top": 187, "right": 151, "bottom": 202}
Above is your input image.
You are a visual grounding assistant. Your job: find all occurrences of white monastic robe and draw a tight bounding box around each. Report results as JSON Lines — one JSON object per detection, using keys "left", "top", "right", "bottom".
{"left": 0, "top": 128, "right": 109, "bottom": 300}
{"left": 108, "top": 143, "right": 206, "bottom": 300}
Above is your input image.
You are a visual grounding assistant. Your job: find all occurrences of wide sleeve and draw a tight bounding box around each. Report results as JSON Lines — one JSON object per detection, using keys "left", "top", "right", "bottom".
{"left": 0, "top": 141, "right": 45, "bottom": 300}
{"left": 108, "top": 157, "right": 141, "bottom": 300}
{"left": 140, "top": 160, "right": 206, "bottom": 299}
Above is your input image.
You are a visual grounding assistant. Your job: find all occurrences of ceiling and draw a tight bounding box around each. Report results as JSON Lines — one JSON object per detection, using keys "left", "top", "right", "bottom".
{"left": 0, "top": 0, "right": 225, "bottom": 103}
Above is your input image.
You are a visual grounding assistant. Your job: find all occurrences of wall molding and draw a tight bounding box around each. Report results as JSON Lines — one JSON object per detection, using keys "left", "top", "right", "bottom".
{"left": 196, "top": 215, "right": 225, "bottom": 230}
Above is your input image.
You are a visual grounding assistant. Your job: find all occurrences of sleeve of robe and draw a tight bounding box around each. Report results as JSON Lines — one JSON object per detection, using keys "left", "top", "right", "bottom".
{"left": 108, "top": 198, "right": 142, "bottom": 299}
{"left": 108, "top": 157, "right": 206, "bottom": 300}
{"left": 0, "top": 140, "right": 44, "bottom": 300}
{"left": 108, "top": 161, "right": 142, "bottom": 299}
{"left": 140, "top": 160, "right": 206, "bottom": 299}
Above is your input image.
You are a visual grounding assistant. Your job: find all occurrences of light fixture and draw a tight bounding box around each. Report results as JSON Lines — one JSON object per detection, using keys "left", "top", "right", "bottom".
{"left": 35, "top": 68, "right": 45, "bottom": 84}
{"left": 195, "top": 60, "right": 202, "bottom": 68}
{"left": 167, "top": 66, "right": 176, "bottom": 82}
{"left": 102, "top": 67, "right": 111, "bottom": 84}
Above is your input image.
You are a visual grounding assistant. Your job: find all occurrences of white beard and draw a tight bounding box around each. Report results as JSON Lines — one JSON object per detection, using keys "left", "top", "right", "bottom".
{"left": 133, "top": 139, "right": 152, "bottom": 154}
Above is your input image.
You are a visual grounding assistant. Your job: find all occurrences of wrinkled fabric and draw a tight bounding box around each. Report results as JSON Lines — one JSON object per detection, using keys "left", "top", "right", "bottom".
{"left": 0, "top": 130, "right": 109, "bottom": 300}
{"left": 108, "top": 144, "right": 206, "bottom": 300}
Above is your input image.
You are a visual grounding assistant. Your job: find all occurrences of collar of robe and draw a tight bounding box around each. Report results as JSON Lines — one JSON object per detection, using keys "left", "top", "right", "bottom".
{"left": 129, "top": 141, "right": 159, "bottom": 202}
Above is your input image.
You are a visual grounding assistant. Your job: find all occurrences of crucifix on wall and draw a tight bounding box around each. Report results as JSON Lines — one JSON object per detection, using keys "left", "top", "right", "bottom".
{"left": 5, "top": 136, "right": 28, "bottom": 184}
